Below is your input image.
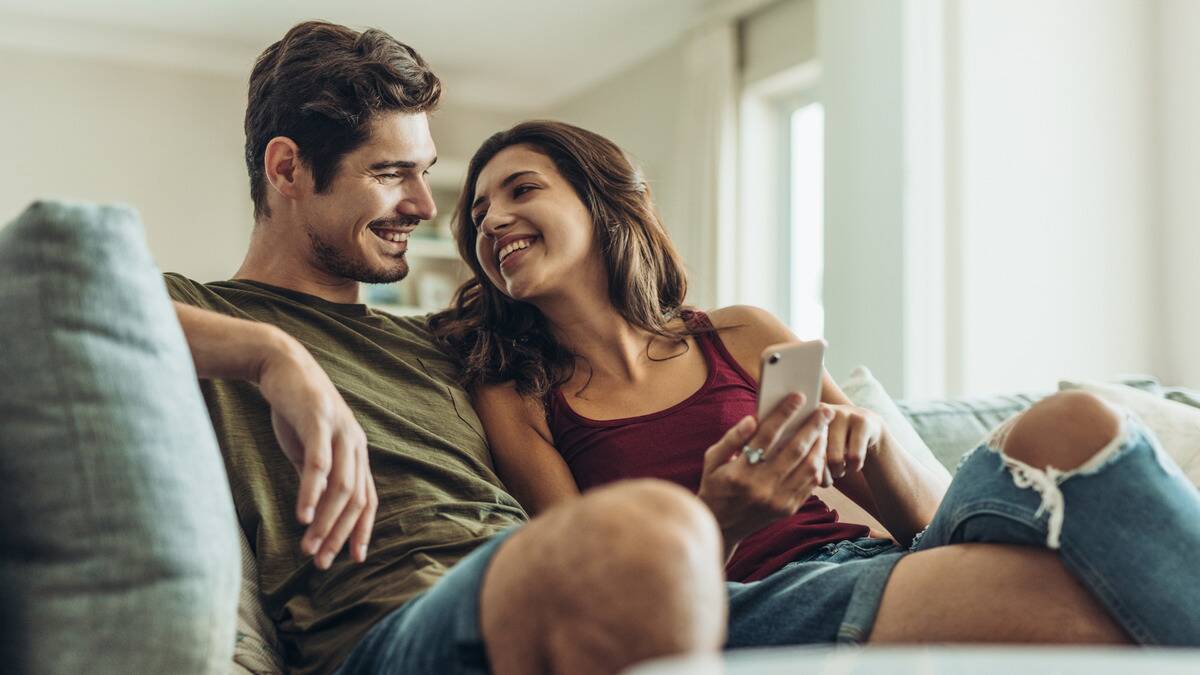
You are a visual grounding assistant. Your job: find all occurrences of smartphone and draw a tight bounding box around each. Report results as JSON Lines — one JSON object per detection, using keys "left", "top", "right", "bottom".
{"left": 756, "top": 339, "right": 827, "bottom": 444}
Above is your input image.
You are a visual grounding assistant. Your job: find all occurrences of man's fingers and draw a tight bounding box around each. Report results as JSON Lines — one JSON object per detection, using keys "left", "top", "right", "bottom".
{"left": 317, "top": 439, "right": 367, "bottom": 570}
{"left": 304, "top": 435, "right": 357, "bottom": 567}
{"left": 704, "top": 415, "right": 757, "bottom": 471}
{"left": 349, "top": 442, "right": 377, "bottom": 562}
{"left": 295, "top": 424, "right": 332, "bottom": 528}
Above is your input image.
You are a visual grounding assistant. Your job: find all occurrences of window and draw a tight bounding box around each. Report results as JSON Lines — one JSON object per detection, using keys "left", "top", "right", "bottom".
{"left": 787, "top": 101, "right": 824, "bottom": 338}
{"left": 737, "top": 63, "right": 822, "bottom": 338}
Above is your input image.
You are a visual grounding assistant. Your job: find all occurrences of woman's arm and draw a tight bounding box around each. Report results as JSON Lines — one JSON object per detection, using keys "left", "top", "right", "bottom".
{"left": 708, "top": 305, "right": 947, "bottom": 545}
{"left": 472, "top": 382, "right": 581, "bottom": 515}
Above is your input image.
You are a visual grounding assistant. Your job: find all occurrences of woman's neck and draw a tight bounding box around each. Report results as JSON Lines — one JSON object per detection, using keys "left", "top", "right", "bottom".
{"left": 536, "top": 288, "right": 659, "bottom": 385}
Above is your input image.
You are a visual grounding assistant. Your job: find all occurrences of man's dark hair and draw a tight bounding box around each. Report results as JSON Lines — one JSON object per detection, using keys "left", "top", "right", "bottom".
{"left": 245, "top": 21, "right": 441, "bottom": 220}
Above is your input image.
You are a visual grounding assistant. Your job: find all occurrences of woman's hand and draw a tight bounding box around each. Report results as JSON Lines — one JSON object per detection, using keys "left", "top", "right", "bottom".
{"left": 697, "top": 393, "right": 834, "bottom": 552}
{"left": 818, "top": 403, "right": 885, "bottom": 480}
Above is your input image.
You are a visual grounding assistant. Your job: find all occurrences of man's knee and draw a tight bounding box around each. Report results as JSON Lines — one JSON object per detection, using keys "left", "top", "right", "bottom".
{"left": 481, "top": 480, "right": 726, "bottom": 675}
{"left": 583, "top": 479, "right": 721, "bottom": 551}
{"left": 1003, "top": 391, "right": 1122, "bottom": 471}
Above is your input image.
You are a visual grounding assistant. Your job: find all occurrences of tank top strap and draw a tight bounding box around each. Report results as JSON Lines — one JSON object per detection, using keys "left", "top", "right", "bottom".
{"left": 681, "top": 309, "right": 758, "bottom": 390}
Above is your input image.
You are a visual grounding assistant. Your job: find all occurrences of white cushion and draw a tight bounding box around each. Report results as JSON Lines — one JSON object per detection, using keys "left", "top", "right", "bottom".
{"left": 1058, "top": 379, "right": 1200, "bottom": 488}
{"left": 839, "top": 366, "right": 952, "bottom": 482}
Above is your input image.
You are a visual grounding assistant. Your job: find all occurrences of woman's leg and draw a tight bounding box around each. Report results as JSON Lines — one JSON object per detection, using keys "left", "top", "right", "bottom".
{"left": 872, "top": 391, "right": 1200, "bottom": 645}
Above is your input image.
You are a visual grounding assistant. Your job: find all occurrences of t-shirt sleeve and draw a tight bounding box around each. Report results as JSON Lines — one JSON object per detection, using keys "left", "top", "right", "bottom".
{"left": 162, "top": 272, "right": 206, "bottom": 307}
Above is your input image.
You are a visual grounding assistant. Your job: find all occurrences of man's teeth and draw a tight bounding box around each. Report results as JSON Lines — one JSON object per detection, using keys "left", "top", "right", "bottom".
{"left": 499, "top": 238, "right": 534, "bottom": 262}
{"left": 373, "top": 230, "right": 409, "bottom": 243}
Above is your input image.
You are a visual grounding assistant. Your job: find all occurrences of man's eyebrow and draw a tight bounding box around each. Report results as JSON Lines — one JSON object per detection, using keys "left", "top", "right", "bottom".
{"left": 471, "top": 170, "right": 539, "bottom": 211}
{"left": 368, "top": 156, "right": 438, "bottom": 171}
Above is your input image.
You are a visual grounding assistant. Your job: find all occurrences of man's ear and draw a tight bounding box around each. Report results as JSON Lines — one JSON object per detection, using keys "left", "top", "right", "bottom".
{"left": 263, "top": 137, "right": 309, "bottom": 203}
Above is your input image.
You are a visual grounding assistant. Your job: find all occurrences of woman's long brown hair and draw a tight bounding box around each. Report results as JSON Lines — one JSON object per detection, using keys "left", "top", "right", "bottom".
{"left": 427, "top": 120, "right": 694, "bottom": 399}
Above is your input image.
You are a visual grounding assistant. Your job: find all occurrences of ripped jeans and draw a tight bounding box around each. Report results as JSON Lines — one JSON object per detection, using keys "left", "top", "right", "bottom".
{"left": 910, "top": 412, "right": 1200, "bottom": 645}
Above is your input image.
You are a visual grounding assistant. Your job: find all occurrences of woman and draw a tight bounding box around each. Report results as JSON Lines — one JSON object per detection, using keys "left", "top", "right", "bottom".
{"left": 430, "top": 120, "right": 1200, "bottom": 643}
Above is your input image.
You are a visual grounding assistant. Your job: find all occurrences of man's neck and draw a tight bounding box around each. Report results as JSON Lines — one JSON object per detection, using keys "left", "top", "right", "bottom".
{"left": 234, "top": 223, "right": 360, "bottom": 304}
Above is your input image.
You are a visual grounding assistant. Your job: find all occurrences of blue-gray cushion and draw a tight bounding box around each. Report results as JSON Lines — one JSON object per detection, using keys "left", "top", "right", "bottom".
{"left": 898, "top": 393, "right": 1042, "bottom": 471}
{"left": 0, "top": 201, "right": 239, "bottom": 673}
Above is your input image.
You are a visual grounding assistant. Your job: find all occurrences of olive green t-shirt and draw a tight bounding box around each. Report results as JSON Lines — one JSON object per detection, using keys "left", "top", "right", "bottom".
{"left": 164, "top": 274, "right": 527, "bottom": 675}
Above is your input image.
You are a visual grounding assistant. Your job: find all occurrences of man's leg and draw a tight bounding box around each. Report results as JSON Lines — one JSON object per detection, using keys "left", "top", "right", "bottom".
{"left": 481, "top": 479, "right": 727, "bottom": 675}
{"left": 874, "top": 390, "right": 1199, "bottom": 644}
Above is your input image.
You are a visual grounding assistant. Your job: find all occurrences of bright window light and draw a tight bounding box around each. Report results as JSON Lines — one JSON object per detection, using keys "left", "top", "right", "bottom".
{"left": 790, "top": 102, "right": 825, "bottom": 338}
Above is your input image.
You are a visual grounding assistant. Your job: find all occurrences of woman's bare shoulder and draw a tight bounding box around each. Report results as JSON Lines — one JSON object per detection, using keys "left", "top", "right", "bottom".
{"left": 705, "top": 305, "right": 798, "bottom": 382}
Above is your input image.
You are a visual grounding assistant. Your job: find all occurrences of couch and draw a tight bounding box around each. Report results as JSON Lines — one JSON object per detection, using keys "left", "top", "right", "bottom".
{"left": 3, "top": 201, "right": 1197, "bottom": 674}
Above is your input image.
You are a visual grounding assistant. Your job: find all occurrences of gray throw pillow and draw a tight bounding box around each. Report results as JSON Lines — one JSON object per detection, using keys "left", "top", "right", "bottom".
{"left": 0, "top": 201, "right": 239, "bottom": 673}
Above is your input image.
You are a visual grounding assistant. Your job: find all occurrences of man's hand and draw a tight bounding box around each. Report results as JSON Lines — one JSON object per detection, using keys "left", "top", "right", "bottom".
{"left": 697, "top": 393, "right": 833, "bottom": 557}
{"left": 256, "top": 338, "right": 378, "bottom": 569}
{"left": 173, "top": 301, "right": 377, "bottom": 569}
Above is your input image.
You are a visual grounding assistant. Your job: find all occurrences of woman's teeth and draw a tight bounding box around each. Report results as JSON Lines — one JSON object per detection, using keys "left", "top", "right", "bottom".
{"left": 499, "top": 238, "right": 534, "bottom": 263}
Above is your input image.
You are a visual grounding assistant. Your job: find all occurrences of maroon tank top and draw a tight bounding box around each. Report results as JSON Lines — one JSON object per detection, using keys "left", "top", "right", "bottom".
{"left": 547, "top": 311, "right": 869, "bottom": 582}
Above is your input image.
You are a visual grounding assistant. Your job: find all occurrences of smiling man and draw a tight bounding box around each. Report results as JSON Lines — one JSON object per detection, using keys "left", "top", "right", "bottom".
{"left": 165, "top": 20, "right": 726, "bottom": 675}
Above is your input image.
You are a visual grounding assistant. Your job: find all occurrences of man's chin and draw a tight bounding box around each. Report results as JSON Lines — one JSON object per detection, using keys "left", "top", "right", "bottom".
{"left": 358, "top": 264, "right": 409, "bottom": 285}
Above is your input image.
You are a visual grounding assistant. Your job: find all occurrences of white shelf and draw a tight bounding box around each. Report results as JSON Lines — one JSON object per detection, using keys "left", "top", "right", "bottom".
{"left": 428, "top": 157, "right": 468, "bottom": 191}
{"left": 407, "top": 236, "right": 460, "bottom": 259}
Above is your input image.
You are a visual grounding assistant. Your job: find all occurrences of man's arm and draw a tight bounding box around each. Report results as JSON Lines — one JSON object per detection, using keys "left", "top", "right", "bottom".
{"left": 174, "top": 301, "right": 378, "bottom": 570}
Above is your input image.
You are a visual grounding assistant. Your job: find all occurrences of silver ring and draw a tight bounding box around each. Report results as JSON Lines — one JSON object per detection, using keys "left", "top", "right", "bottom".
{"left": 743, "top": 445, "right": 766, "bottom": 465}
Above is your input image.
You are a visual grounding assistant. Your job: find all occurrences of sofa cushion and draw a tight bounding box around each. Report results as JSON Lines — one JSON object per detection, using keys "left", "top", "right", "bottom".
{"left": 0, "top": 201, "right": 240, "bottom": 673}
{"left": 898, "top": 392, "right": 1042, "bottom": 472}
{"left": 234, "top": 530, "right": 286, "bottom": 675}
{"left": 840, "top": 366, "right": 951, "bottom": 480}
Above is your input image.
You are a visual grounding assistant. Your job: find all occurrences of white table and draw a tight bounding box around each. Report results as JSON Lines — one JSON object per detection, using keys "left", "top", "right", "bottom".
{"left": 625, "top": 646, "right": 1200, "bottom": 674}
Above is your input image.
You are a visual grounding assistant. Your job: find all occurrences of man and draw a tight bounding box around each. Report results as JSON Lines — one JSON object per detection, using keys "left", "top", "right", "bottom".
{"left": 172, "top": 18, "right": 1153, "bottom": 675}
{"left": 169, "top": 21, "right": 727, "bottom": 675}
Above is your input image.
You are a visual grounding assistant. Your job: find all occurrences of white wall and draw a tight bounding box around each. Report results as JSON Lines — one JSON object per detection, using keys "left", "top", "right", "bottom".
{"left": 545, "top": 43, "right": 689, "bottom": 271}
{"left": 818, "top": 0, "right": 909, "bottom": 393}
{"left": 0, "top": 46, "right": 526, "bottom": 283}
{"left": 1159, "top": 0, "right": 1200, "bottom": 387}
{"left": 950, "top": 0, "right": 1160, "bottom": 395}
{"left": 0, "top": 49, "right": 251, "bottom": 282}
{"left": 818, "top": 0, "right": 1168, "bottom": 398}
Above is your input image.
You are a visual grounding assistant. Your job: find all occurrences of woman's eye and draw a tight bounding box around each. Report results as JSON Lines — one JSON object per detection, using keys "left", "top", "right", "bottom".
{"left": 513, "top": 184, "right": 536, "bottom": 197}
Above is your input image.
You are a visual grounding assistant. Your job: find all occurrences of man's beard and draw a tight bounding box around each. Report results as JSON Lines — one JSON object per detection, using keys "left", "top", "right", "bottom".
{"left": 305, "top": 223, "right": 409, "bottom": 285}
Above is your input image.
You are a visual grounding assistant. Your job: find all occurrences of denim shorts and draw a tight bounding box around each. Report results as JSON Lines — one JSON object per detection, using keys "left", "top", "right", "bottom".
{"left": 337, "top": 415, "right": 1199, "bottom": 671}
{"left": 334, "top": 527, "right": 518, "bottom": 675}
{"left": 726, "top": 536, "right": 905, "bottom": 647}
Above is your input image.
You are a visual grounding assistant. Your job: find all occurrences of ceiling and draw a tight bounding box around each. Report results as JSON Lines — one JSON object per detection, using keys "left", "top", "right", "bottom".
{"left": 0, "top": 0, "right": 743, "bottom": 110}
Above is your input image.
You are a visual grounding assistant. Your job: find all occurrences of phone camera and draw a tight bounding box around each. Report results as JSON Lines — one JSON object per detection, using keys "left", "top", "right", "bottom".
{"left": 768, "top": 352, "right": 781, "bottom": 365}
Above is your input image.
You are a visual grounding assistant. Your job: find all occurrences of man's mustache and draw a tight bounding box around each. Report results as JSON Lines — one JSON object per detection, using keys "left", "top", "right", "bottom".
{"left": 368, "top": 217, "right": 421, "bottom": 229}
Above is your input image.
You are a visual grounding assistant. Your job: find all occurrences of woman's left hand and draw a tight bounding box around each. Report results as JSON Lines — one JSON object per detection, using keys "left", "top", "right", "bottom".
{"left": 817, "top": 403, "right": 885, "bottom": 480}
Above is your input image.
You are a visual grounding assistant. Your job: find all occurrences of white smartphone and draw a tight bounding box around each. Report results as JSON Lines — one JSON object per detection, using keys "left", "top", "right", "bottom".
{"left": 756, "top": 339, "right": 827, "bottom": 444}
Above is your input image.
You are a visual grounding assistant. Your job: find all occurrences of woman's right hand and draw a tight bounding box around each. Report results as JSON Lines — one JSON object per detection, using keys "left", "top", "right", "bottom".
{"left": 697, "top": 393, "right": 833, "bottom": 552}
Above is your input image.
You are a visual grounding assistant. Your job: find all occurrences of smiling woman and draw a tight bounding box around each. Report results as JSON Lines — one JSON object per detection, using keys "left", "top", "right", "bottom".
{"left": 430, "top": 120, "right": 689, "bottom": 399}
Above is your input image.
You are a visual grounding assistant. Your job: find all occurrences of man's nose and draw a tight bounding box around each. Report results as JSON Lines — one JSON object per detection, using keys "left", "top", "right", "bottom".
{"left": 399, "top": 179, "right": 437, "bottom": 222}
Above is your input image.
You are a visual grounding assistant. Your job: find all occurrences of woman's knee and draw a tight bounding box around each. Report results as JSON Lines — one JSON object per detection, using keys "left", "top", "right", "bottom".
{"left": 1002, "top": 391, "right": 1122, "bottom": 471}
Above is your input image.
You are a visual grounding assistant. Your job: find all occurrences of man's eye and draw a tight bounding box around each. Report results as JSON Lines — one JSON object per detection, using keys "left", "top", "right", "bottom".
{"left": 377, "top": 173, "right": 402, "bottom": 182}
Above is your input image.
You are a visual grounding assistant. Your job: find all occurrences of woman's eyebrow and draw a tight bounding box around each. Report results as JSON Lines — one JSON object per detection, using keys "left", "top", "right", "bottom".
{"left": 472, "top": 170, "right": 540, "bottom": 211}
